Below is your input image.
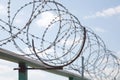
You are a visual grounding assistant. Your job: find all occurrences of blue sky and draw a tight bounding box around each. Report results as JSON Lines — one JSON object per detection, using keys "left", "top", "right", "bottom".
{"left": 0, "top": 0, "right": 120, "bottom": 80}
{"left": 59, "top": 0, "right": 120, "bottom": 52}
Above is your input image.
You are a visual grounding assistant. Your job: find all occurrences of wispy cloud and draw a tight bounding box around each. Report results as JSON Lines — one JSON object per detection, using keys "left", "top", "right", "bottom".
{"left": 0, "top": 60, "right": 17, "bottom": 80}
{"left": 116, "top": 51, "right": 120, "bottom": 58}
{"left": 83, "top": 5, "right": 120, "bottom": 19}
{"left": 14, "top": 19, "right": 23, "bottom": 24}
{"left": 0, "top": 77, "right": 15, "bottom": 80}
{"left": 0, "top": 4, "right": 6, "bottom": 15}
{"left": 36, "top": 12, "right": 59, "bottom": 27}
{"left": 94, "top": 27, "right": 106, "bottom": 33}
{"left": 0, "top": 4, "right": 4, "bottom": 11}
{"left": 0, "top": 65, "right": 11, "bottom": 73}
{"left": 60, "top": 39, "right": 74, "bottom": 46}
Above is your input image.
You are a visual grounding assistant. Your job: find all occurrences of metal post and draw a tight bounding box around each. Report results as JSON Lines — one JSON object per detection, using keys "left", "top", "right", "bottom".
{"left": 69, "top": 56, "right": 85, "bottom": 80}
{"left": 82, "top": 56, "right": 84, "bottom": 79}
{"left": 69, "top": 77, "right": 81, "bottom": 80}
{"left": 19, "top": 63, "right": 27, "bottom": 80}
{"left": 69, "top": 77, "right": 74, "bottom": 80}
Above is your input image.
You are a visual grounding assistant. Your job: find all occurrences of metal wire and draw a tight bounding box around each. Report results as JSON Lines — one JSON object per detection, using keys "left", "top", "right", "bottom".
{"left": 0, "top": 0, "right": 120, "bottom": 80}
{"left": 67, "top": 28, "right": 120, "bottom": 80}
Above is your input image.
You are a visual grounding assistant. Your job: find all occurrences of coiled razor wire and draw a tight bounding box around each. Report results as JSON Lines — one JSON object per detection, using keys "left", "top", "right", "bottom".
{"left": 0, "top": 0, "right": 120, "bottom": 80}
{"left": 67, "top": 28, "right": 120, "bottom": 80}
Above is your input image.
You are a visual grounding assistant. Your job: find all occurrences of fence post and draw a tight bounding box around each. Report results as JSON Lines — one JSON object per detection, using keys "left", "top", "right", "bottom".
{"left": 69, "top": 77, "right": 81, "bottom": 80}
{"left": 69, "top": 77, "right": 73, "bottom": 80}
{"left": 19, "top": 63, "right": 28, "bottom": 80}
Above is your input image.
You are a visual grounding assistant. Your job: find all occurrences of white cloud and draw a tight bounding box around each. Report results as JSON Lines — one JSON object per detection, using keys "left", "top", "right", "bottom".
{"left": 115, "top": 5, "right": 120, "bottom": 13}
{"left": 116, "top": 51, "right": 120, "bottom": 58}
{"left": 117, "top": 51, "right": 120, "bottom": 54}
{"left": 0, "top": 59, "right": 68, "bottom": 80}
{"left": 0, "top": 77, "right": 15, "bottom": 80}
{"left": 60, "top": 39, "right": 74, "bottom": 46}
{"left": 14, "top": 19, "right": 22, "bottom": 24}
{"left": 0, "top": 4, "right": 4, "bottom": 11}
{"left": 28, "top": 70, "right": 46, "bottom": 79}
{"left": 0, "top": 60, "right": 17, "bottom": 73}
{"left": 0, "top": 4, "right": 6, "bottom": 15}
{"left": 0, "top": 60, "right": 17, "bottom": 80}
{"left": 94, "top": 27, "right": 106, "bottom": 33}
{"left": 29, "top": 70, "right": 68, "bottom": 80}
{"left": 36, "top": 12, "right": 59, "bottom": 27}
{"left": 83, "top": 5, "right": 120, "bottom": 19}
{"left": 0, "top": 65, "right": 12, "bottom": 73}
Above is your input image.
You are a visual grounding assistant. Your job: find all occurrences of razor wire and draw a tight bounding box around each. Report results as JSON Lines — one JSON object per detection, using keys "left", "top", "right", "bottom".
{"left": 67, "top": 28, "right": 120, "bottom": 80}
{"left": 0, "top": 0, "right": 120, "bottom": 80}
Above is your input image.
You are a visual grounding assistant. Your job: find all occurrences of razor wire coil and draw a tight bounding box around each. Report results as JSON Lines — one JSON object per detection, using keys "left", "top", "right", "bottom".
{"left": 0, "top": 0, "right": 120, "bottom": 80}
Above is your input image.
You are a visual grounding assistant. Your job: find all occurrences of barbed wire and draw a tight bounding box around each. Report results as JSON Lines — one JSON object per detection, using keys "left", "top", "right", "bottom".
{"left": 67, "top": 28, "right": 120, "bottom": 80}
{"left": 0, "top": 0, "right": 119, "bottom": 80}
